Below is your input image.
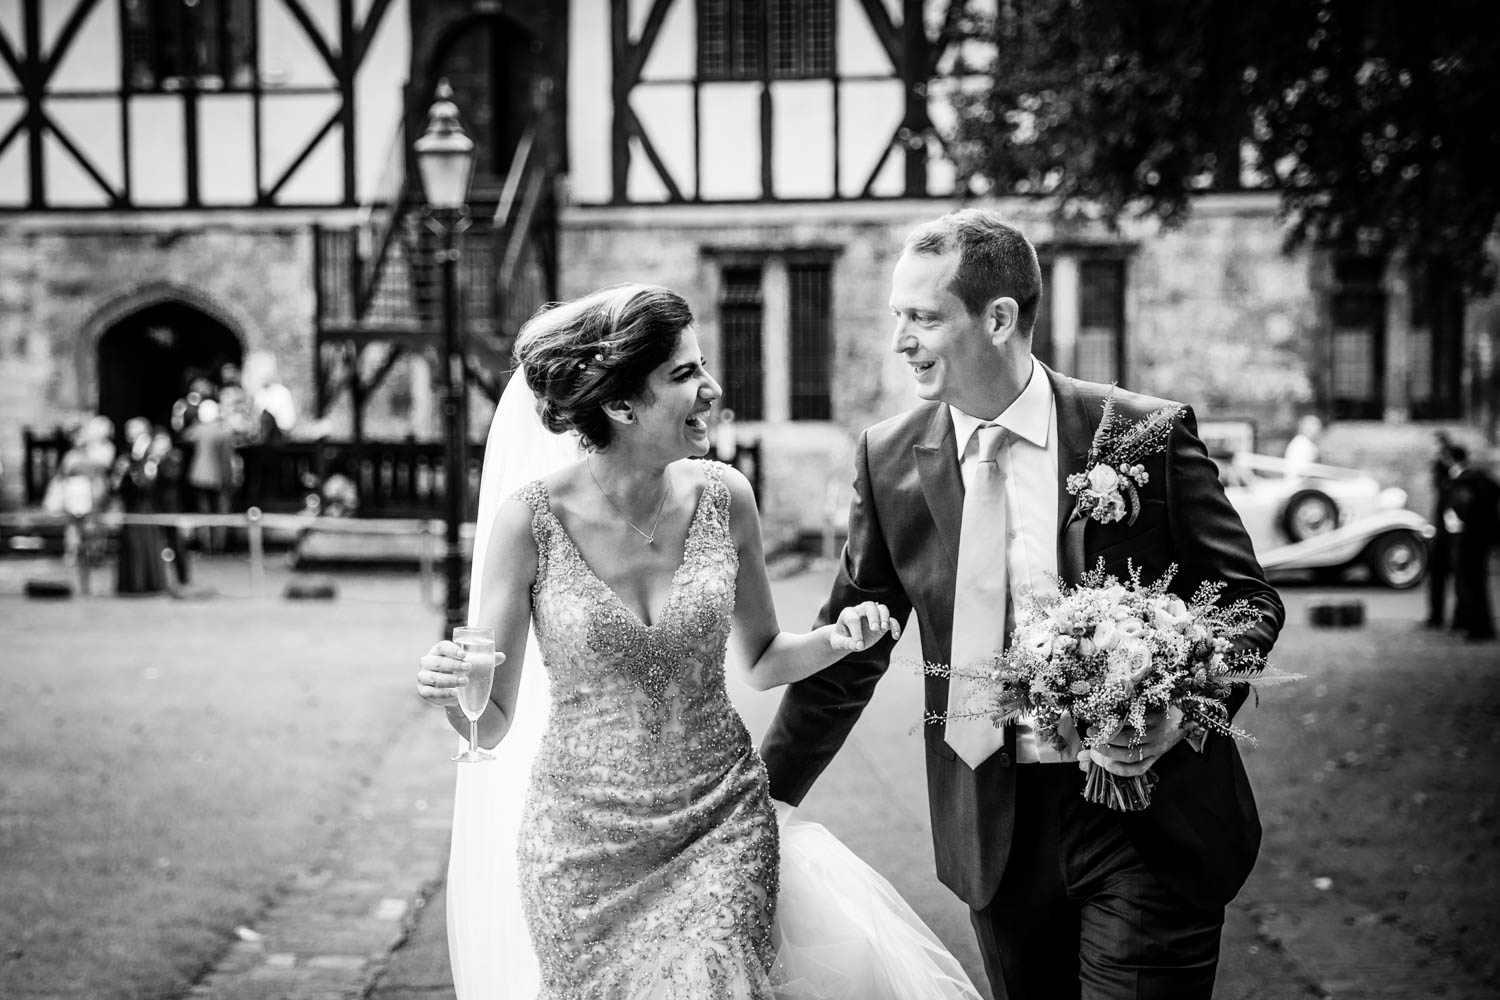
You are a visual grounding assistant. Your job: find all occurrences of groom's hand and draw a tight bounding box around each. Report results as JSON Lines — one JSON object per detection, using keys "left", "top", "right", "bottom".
{"left": 830, "top": 601, "right": 900, "bottom": 651}
{"left": 1082, "top": 705, "right": 1189, "bottom": 777}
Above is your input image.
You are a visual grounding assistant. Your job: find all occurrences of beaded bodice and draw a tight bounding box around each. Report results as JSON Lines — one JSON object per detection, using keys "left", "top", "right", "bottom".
{"left": 512, "top": 461, "right": 778, "bottom": 999}
{"left": 514, "top": 461, "right": 742, "bottom": 751}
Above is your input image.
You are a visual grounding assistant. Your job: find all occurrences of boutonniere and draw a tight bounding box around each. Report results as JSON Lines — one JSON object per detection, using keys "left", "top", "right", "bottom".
{"left": 1067, "top": 388, "right": 1184, "bottom": 526}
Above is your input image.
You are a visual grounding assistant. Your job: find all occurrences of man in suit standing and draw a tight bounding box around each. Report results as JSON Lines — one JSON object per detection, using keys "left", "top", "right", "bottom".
{"left": 1445, "top": 444, "right": 1498, "bottom": 641}
{"left": 761, "top": 209, "right": 1284, "bottom": 999}
{"left": 1425, "top": 433, "right": 1458, "bottom": 629}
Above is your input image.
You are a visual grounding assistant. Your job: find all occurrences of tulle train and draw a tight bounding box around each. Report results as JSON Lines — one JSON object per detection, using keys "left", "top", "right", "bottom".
{"left": 770, "top": 815, "right": 981, "bottom": 999}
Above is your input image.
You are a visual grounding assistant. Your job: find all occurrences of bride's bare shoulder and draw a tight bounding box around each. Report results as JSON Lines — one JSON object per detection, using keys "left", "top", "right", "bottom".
{"left": 530, "top": 461, "right": 589, "bottom": 514}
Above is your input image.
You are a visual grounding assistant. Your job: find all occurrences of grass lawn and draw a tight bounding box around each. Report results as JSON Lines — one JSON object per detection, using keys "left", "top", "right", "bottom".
{"left": 1236, "top": 614, "right": 1500, "bottom": 987}
{"left": 0, "top": 577, "right": 436, "bottom": 1000}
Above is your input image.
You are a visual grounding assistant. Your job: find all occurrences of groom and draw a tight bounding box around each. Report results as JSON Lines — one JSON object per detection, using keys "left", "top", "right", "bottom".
{"left": 761, "top": 209, "right": 1283, "bottom": 999}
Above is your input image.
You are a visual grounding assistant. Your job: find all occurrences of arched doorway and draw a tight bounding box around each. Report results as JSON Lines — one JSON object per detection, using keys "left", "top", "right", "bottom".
{"left": 97, "top": 301, "right": 241, "bottom": 435}
{"left": 430, "top": 14, "right": 547, "bottom": 188}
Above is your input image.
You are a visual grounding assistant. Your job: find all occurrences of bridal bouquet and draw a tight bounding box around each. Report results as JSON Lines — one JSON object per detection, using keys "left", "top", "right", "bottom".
{"left": 931, "top": 561, "right": 1293, "bottom": 811}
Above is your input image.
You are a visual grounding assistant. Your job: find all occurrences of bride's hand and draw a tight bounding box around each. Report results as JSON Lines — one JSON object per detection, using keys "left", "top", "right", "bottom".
{"left": 416, "top": 640, "right": 473, "bottom": 708}
{"left": 831, "top": 601, "right": 900, "bottom": 651}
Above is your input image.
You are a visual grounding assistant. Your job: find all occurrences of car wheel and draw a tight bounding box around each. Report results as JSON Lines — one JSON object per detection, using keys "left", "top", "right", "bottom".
{"left": 1281, "top": 489, "right": 1339, "bottom": 542}
{"left": 1365, "top": 530, "right": 1427, "bottom": 589}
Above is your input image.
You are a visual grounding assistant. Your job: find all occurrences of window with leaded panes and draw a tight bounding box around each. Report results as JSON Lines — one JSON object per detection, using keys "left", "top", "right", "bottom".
{"left": 720, "top": 266, "right": 766, "bottom": 421}
{"left": 1407, "top": 256, "right": 1464, "bottom": 420}
{"left": 1328, "top": 255, "right": 1386, "bottom": 420}
{"left": 788, "top": 261, "right": 833, "bottom": 420}
{"left": 699, "top": 0, "right": 835, "bottom": 81}
{"left": 124, "top": 0, "right": 256, "bottom": 92}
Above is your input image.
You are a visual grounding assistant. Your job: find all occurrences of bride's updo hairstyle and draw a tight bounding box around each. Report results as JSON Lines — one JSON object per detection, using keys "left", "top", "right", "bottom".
{"left": 513, "top": 283, "right": 693, "bottom": 451}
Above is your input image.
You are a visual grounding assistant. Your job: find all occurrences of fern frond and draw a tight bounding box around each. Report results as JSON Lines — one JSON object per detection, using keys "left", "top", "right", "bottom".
{"left": 1089, "top": 389, "right": 1119, "bottom": 464}
{"left": 1112, "top": 405, "right": 1184, "bottom": 463}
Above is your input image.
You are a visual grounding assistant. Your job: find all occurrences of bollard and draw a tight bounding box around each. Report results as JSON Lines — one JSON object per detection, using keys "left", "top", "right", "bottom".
{"left": 160, "top": 546, "right": 181, "bottom": 598}
{"left": 72, "top": 514, "right": 92, "bottom": 596}
{"left": 419, "top": 520, "right": 436, "bottom": 608}
{"left": 247, "top": 507, "right": 264, "bottom": 596}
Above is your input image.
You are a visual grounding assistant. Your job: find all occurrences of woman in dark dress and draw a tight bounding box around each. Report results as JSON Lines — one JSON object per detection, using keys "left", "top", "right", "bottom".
{"left": 148, "top": 426, "right": 191, "bottom": 588}
{"left": 113, "top": 417, "right": 167, "bottom": 595}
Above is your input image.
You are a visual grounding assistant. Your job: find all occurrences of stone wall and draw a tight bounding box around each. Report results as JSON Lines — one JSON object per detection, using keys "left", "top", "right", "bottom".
{"left": 1124, "top": 194, "right": 1319, "bottom": 438}
{"left": 558, "top": 195, "right": 1324, "bottom": 544}
{"left": 0, "top": 216, "right": 306, "bottom": 505}
{"left": 0, "top": 212, "right": 441, "bottom": 508}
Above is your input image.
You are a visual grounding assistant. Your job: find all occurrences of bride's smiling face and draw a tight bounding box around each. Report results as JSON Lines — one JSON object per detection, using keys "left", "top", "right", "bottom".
{"left": 627, "top": 326, "right": 721, "bottom": 459}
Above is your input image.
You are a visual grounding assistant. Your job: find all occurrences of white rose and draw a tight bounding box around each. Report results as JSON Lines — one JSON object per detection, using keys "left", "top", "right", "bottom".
{"left": 1021, "top": 625, "right": 1054, "bottom": 657}
{"left": 1115, "top": 616, "right": 1147, "bottom": 640}
{"left": 1093, "top": 620, "right": 1121, "bottom": 651}
{"left": 1153, "top": 596, "right": 1193, "bottom": 630}
{"left": 1087, "top": 464, "right": 1120, "bottom": 493}
{"left": 1123, "top": 640, "right": 1155, "bottom": 682}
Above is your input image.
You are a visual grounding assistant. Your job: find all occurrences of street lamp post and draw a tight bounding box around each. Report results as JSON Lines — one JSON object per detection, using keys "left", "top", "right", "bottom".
{"left": 414, "top": 80, "right": 476, "bottom": 636}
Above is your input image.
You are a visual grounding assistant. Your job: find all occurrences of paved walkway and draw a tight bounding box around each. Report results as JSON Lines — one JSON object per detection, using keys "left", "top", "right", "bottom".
{"left": 9, "top": 552, "right": 1490, "bottom": 999}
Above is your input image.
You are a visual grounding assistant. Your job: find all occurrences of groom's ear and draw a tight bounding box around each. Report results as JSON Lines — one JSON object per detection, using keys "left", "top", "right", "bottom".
{"left": 986, "top": 296, "right": 1020, "bottom": 346}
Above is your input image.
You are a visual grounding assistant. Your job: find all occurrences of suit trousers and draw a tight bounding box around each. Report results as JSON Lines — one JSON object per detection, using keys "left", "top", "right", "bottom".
{"left": 969, "top": 765, "right": 1225, "bottom": 1000}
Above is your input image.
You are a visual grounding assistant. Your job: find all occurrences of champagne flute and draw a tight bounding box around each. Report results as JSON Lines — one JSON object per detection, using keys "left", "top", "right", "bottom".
{"left": 451, "top": 626, "right": 497, "bottom": 762}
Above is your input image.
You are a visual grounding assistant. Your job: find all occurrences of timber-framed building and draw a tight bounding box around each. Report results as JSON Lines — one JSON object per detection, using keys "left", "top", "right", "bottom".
{"left": 2, "top": 0, "right": 1494, "bottom": 537}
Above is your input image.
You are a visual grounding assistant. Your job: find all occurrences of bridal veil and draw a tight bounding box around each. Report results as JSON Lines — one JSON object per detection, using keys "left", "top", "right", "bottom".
{"left": 448, "top": 366, "right": 576, "bottom": 999}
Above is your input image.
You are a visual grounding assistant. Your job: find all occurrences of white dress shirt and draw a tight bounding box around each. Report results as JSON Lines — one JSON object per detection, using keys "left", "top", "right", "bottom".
{"left": 950, "top": 358, "right": 1074, "bottom": 764}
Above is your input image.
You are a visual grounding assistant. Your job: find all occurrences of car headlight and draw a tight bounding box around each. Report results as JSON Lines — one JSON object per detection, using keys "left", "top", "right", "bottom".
{"left": 1377, "top": 487, "right": 1408, "bottom": 510}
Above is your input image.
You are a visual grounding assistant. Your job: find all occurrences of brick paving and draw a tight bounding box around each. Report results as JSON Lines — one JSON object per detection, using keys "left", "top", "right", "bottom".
{"left": 185, "top": 701, "right": 454, "bottom": 1000}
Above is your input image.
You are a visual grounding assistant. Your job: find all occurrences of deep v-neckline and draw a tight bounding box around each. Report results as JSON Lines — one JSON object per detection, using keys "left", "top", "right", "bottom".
{"left": 540, "top": 477, "right": 711, "bottom": 630}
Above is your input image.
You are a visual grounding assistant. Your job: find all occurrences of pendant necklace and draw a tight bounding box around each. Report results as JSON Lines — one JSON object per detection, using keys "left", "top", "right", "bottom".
{"left": 588, "top": 460, "right": 669, "bottom": 545}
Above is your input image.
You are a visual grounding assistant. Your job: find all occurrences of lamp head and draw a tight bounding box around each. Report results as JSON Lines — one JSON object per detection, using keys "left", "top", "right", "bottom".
{"left": 415, "top": 79, "right": 475, "bottom": 210}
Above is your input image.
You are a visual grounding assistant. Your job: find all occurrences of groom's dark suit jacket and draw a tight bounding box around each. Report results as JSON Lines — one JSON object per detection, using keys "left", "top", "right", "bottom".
{"left": 760, "top": 366, "right": 1284, "bottom": 911}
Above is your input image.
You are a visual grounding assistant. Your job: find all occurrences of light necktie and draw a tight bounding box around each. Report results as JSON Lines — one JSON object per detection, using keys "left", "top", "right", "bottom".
{"left": 945, "top": 424, "right": 1010, "bottom": 768}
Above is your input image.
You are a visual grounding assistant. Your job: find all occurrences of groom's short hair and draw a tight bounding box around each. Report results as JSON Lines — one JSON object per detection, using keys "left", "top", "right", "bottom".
{"left": 903, "top": 210, "right": 1043, "bottom": 336}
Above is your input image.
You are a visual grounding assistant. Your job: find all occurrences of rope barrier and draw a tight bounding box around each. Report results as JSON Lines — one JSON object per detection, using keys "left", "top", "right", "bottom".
{"left": 0, "top": 509, "right": 452, "bottom": 602}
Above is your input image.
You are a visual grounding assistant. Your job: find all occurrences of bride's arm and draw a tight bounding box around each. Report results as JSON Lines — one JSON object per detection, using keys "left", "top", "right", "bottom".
{"left": 723, "top": 466, "right": 897, "bottom": 692}
{"left": 415, "top": 497, "right": 537, "bottom": 748}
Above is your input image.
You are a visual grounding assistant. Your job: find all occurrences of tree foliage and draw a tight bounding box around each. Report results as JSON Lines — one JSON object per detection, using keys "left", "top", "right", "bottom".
{"left": 951, "top": 0, "right": 1500, "bottom": 290}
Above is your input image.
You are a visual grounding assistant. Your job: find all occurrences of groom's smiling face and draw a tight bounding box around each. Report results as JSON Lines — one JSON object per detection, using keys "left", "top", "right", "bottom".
{"left": 889, "top": 250, "right": 1011, "bottom": 417}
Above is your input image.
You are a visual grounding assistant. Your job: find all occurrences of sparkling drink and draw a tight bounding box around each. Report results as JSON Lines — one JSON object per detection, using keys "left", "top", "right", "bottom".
{"left": 451, "top": 626, "right": 496, "bottom": 762}
{"left": 456, "top": 642, "right": 496, "bottom": 720}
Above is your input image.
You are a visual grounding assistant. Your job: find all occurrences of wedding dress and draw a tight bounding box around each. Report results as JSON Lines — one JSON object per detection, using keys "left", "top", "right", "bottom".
{"left": 447, "top": 372, "right": 980, "bottom": 1000}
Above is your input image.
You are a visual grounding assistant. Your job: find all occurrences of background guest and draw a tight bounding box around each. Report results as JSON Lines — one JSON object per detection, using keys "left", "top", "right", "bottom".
{"left": 181, "top": 399, "right": 235, "bottom": 553}
{"left": 111, "top": 417, "right": 167, "bottom": 595}
{"left": 1282, "top": 413, "right": 1323, "bottom": 476}
{"left": 1426, "top": 433, "right": 1458, "bottom": 628}
{"left": 147, "top": 426, "right": 191, "bottom": 589}
{"left": 1445, "top": 445, "right": 1498, "bottom": 641}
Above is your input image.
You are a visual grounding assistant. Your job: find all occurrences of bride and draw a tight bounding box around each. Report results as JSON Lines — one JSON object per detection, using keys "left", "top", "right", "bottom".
{"left": 415, "top": 283, "right": 980, "bottom": 999}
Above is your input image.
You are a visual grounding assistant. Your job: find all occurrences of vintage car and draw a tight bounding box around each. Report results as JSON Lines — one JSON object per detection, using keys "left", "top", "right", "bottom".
{"left": 1218, "top": 452, "right": 1433, "bottom": 589}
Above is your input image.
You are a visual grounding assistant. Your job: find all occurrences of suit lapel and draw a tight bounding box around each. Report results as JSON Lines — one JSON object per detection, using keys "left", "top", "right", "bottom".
{"left": 1048, "top": 365, "right": 1097, "bottom": 583}
{"left": 913, "top": 404, "right": 963, "bottom": 571}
